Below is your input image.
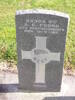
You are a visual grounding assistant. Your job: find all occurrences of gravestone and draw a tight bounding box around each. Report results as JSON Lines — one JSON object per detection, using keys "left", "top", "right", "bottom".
{"left": 15, "top": 9, "right": 69, "bottom": 92}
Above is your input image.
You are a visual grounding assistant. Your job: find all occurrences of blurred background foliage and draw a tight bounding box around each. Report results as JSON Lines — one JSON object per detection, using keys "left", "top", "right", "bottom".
{"left": 0, "top": 0, "right": 75, "bottom": 69}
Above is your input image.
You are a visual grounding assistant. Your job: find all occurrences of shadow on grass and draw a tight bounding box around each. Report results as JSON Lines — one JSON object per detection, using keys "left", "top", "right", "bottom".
{"left": 0, "top": 84, "right": 19, "bottom": 92}
{"left": 0, "top": 84, "right": 60, "bottom": 93}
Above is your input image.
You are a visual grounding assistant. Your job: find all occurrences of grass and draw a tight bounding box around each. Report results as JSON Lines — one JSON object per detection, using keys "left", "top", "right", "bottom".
{"left": 0, "top": 0, "right": 75, "bottom": 69}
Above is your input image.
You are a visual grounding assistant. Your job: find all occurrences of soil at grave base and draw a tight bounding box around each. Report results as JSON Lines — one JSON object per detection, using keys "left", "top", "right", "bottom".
{"left": 0, "top": 61, "right": 18, "bottom": 73}
{"left": 0, "top": 61, "right": 75, "bottom": 76}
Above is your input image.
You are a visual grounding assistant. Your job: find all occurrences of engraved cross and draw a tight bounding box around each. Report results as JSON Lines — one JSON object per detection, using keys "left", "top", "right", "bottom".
{"left": 21, "top": 37, "right": 60, "bottom": 85}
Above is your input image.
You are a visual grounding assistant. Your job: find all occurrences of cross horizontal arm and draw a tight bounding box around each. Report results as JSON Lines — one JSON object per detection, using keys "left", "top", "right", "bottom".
{"left": 48, "top": 52, "right": 60, "bottom": 61}
{"left": 21, "top": 50, "right": 32, "bottom": 59}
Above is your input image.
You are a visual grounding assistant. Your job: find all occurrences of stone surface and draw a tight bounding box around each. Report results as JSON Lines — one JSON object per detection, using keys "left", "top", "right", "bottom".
{"left": 15, "top": 9, "right": 69, "bottom": 91}
{"left": 43, "top": 97, "right": 75, "bottom": 100}
{"left": 0, "top": 71, "right": 75, "bottom": 100}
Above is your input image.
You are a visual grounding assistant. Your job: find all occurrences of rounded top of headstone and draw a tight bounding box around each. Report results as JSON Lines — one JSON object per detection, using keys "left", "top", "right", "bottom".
{"left": 16, "top": 9, "right": 69, "bottom": 19}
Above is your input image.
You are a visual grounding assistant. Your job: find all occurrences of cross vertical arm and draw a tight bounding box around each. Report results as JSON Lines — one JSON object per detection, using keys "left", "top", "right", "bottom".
{"left": 35, "top": 63, "right": 46, "bottom": 83}
{"left": 35, "top": 37, "right": 47, "bottom": 49}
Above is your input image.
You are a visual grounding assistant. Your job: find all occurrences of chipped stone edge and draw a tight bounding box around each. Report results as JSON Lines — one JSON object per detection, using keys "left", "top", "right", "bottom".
{"left": 16, "top": 9, "right": 69, "bottom": 19}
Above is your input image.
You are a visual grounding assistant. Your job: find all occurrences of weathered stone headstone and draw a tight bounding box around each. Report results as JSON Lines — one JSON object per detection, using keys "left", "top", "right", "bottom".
{"left": 15, "top": 9, "right": 69, "bottom": 92}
